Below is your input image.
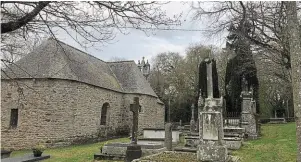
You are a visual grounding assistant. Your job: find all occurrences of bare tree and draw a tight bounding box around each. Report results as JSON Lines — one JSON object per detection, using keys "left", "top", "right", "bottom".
{"left": 1, "top": 1, "right": 182, "bottom": 64}
{"left": 1, "top": 1, "right": 181, "bottom": 43}
{"left": 191, "top": 1, "right": 301, "bottom": 80}
{"left": 287, "top": 1, "right": 301, "bottom": 161}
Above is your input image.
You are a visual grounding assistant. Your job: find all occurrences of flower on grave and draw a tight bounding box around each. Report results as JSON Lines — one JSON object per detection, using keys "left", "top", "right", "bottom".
{"left": 32, "top": 143, "right": 46, "bottom": 152}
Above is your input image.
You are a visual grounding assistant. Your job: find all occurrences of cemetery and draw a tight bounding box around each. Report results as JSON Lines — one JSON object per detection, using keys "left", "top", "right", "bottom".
{"left": 1, "top": 50, "right": 298, "bottom": 162}
{"left": 1, "top": 1, "right": 300, "bottom": 162}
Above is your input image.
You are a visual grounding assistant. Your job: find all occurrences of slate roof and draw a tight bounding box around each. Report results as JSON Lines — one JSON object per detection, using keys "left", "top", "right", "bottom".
{"left": 1, "top": 38, "right": 158, "bottom": 97}
{"left": 108, "top": 61, "right": 157, "bottom": 96}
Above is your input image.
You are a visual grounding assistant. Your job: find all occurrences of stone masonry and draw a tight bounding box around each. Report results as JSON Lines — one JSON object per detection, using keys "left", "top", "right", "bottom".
{"left": 197, "top": 98, "right": 227, "bottom": 162}
{"left": 1, "top": 79, "right": 164, "bottom": 150}
{"left": 240, "top": 91, "right": 258, "bottom": 139}
{"left": 1, "top": 38, "right": 165, "bottom": 150}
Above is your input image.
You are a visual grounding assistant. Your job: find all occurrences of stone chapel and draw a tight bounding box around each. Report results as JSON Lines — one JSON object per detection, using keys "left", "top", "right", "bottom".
{"left": 1, "top": 38, "right": 165, "bottom": 150}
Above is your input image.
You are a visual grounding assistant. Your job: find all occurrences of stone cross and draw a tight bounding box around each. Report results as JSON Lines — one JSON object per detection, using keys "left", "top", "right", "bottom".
{"left": 205, "top": 58, "right": 213, "bottom": 98}
{"left": 191, "top": 104, "right": 195, "bottom": 121}
{"left": 164, "top": 123, "right": 173, "bottom": 151}
{"left": 130, "top": 97, "right": 141, "bottom": 144}
{"left": 190, "top": 103, "right": 196, "bottom": 132}
{"left": 242, "top": 75, "right": 248, "bottom": 91}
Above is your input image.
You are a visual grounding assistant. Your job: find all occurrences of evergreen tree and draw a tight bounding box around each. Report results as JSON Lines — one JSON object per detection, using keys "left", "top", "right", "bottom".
{"left": 225, "top": 21, "right": 260, "bottom": 113}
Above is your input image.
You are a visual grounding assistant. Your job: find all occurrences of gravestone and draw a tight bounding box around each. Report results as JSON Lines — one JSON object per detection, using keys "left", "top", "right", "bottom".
{"left": 190, "top": 104, "right": 196, "bottom": 133}
{"left": 125, "top": 97, "right": 142, "bottom": 162}
{"left": 240, "top": 79, "right": 258, "bottom": 140}
{"left": 164, "top": 123, "right": 172, "bottom": 151}
{"left": 197, "top": 58, "right": 227, "bottom": 162}
{"left": 197, "top": 89, "right": 204, "bottom": 132}
{"left": 2, "top": 154, "right": 50, "bottom": 162}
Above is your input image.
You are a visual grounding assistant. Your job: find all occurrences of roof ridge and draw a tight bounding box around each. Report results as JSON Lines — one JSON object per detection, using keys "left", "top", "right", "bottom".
{"left": 107, "top": 60, "right": 135, "bottom": 63}
{"left": 48, "top": 37, "right": 107, "bottom": 63}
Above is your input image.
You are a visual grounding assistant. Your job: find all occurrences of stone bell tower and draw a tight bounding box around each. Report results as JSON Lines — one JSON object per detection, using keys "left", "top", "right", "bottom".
{"left": 137, "top": 57, "right": 150, "bottom": 80}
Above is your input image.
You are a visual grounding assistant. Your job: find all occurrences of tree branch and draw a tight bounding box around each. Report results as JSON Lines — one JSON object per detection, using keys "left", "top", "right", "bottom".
{"left": 1, "top": 1, "right": 50, "bottom": 33}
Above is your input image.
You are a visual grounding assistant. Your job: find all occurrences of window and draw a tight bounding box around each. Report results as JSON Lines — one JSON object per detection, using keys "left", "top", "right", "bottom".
{"left": 100, "top": 103, "right": 109, "bottom": 125}
{"left": 10, "top": 109, "right": 18, "bottom": 128}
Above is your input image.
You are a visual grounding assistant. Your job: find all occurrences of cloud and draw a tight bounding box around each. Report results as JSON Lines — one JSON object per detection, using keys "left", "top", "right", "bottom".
{"left": 52, "top": 2, "right": 227, "bottom": 64}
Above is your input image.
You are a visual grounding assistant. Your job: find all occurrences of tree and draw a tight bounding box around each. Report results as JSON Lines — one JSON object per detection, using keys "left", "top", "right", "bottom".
{"left": 1, "top": 1, "right": 181, "bottom": 63}
{"left": 224, "top": 13, "right": 260, "bottom": 114}
{"left": 191, "top": 1, "right": 301, "bottom": 160}
{"left": 149, "top": 52, "right": 185, "bottom": 122}
{"left": 149, "top": 45, "right": 218, "bottom": 122}
{"left": 215, "top": 48, "right": 233, "bottom": 96}
{"left": 286, "top": 1, "right": 301, "bottom": 161}
{"left": 191, "top": 1, "right": 301, "bottom": 81}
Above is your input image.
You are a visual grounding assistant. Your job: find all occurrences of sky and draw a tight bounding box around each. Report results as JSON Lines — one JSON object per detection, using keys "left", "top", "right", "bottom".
{"left": 55, "top": 2, "right": 227, "bottom": 64}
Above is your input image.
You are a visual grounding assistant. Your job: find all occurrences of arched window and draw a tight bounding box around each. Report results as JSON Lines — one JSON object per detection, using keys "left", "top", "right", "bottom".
{"left": 101, "top": 103, "right": 109, "bottom": 125}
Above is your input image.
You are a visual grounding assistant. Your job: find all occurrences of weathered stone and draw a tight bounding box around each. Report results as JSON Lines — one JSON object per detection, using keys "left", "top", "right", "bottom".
{"left": 100, "top": 142, "right": 165, "bottom": 159}
{"left": 197, "top": 144, "right": 227, "bottom": 162}
{"left": 130, "top": 97, "right": 141, "bottom": 144}
{"left": 197, "top": 98, "right": 228, "bottom": 162}
{"left": 1, "top": 38, "right": 165, "bottom": 150}
{"left": 1, "top": 79, "right": 165, "bottom": 150}
{"left": 240, "top": 91, "right": 258, "bottom": 139}
{"left": 224, "top": 137, "right": 243, "bottom": 150}
{"left": 197, "top": 60, "right": 227, "bottom": 162}
{"left": 164, "top": 123, "right": 172, "bottom": 151}
{"left": 184, "top": 136, "right": 199, "bottom": 147}
{"left": 132, "top": 151, "right": 197, "bottom": 162}
{"left": 142, "top": 128, "right": 180, "bottom": 143}
{"left": 190, "top": 104, "right": 196, "bottom": 133}
{"left": 125, "top": 145, "right": 142, "bottom": 162}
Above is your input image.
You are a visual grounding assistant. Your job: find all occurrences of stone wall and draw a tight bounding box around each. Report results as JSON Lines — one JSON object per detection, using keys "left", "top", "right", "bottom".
{"left": 124, "top": 94, "right": 165, "bottom": 133}
{"left": 1, "top": 78, "right": 164, "bottom": 150}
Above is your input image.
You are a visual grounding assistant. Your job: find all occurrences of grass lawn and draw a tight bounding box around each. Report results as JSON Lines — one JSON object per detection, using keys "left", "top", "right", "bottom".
{"left": 11, "top": 138, "right": 129, "bottom": 162}
{"left": 10, "top": 123, "right": 297, "bottom": 162}
{"left": 232, "top": 122, "right": 297, "bottom": 162}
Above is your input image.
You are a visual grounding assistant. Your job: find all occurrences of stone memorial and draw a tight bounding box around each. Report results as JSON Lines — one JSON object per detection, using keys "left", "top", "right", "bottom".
{"left": 190, "top": 104, "right": 196, "bottom": 133}
{"left": 125, "top": 97, "right": 142, "bottom": 162}
{"left": 164, "top": 123, "right": 172, "bottom": 151}
{"left": 94, "top": 99, "right": 165, "bottom": 161}
{"left": 197, "top": 58, "right": 227, "bottom": 162}
{"left": 240, "top": 78, "right": 258, "bottom": 140}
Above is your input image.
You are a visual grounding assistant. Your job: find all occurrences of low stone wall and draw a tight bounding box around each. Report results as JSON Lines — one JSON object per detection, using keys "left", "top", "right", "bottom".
{"left": 101, "top": 143, "right": 166, "bottom": 157}
{"left": 132, "top": 151, "right": 198, "bottom": 162}
{"left": 143, "top": 129, "right": 180, "bottom": 142}
{"left": 224, "top": 137, "right": 243, "bottom": 150}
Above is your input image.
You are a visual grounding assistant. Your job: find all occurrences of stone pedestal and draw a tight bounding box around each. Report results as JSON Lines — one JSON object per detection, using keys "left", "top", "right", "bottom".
{"left": 164, "top": 123, "right": 172, "bottom": 151}
{"left": 190, "top": 120, "right": 196, "bottom": 133}
{"left": 190, "top": 104, "right": 196, "bottom": 133}
{"left": 197, "top": 144, "right": 227, "bottom": 162}
{"left": 241, "top": 91, "right": 258, "bottom": 139}
{"left": 197, "top": 97, "right": 227, "bottom": 162}
{"left": 125, "top": 145, "right": 142, "bottom": 162}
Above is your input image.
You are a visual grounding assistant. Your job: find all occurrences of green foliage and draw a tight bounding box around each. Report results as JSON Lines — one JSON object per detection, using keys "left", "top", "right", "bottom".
{"left": 258, "top": 82, "right": 273, "bottom": 118}
{"left": 225, "top": 21, "right": 260, "bottom": 113}
{"left": 32, "top": 143, "right": 46, "bottom": 152}
{"left": 233, "top": 123, "right": 297, "bottom": 162}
